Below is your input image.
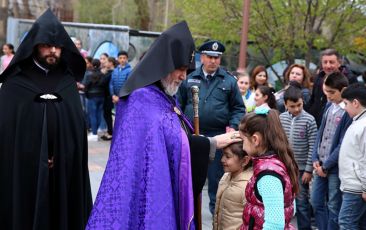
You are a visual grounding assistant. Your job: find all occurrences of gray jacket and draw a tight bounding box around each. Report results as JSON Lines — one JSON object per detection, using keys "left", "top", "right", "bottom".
{"left": 280, "top": 110, "right": 317, "bottom": 172}
{"left": 339, "top": 110, "right": 366, "bottom": 194}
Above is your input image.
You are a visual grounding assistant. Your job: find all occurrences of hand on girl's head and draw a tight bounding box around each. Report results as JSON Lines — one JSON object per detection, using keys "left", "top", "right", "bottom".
{"left": 214, "top": 131, "right": 241, "bottom": 149}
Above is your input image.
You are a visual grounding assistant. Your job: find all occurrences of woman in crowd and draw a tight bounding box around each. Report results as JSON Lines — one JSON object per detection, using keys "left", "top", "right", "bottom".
{"left": 275, "top": 64, "right": 312, "bottom": 112}
{"left": 99, "top": 53, "right": 109, "bottom": 74}
{"left": 246, "top": 66, "right": 270, "bottom": 111}
{"left": 84, "top": 59, "right": 107, "bottom": 141}
{"left": 250, "top": 65, "right": 270, "bottom": 91}
{"left": 0, "top": 43, "right": 15, "bottom": 74}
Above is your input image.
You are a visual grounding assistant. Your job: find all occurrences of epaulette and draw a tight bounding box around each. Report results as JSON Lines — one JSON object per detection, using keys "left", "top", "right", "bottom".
{"left": 225, "top": 69, "right": 238, "bottom": 80}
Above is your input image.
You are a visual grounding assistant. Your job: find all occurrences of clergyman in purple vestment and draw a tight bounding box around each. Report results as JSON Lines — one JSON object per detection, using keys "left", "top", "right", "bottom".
{"left": 86, "top": 21, "right": 241, "bottom": 230}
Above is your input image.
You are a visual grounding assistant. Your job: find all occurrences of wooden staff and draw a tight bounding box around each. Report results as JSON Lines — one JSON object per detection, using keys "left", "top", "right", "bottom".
{"left": 191, "top": 86, "right": 200, "bottom": 135}
{"left": 191, "top": 85, "right": 202, "bottom": 230}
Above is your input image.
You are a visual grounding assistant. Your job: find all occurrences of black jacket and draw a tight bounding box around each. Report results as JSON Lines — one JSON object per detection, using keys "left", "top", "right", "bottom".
{"left": 84, "top": 69, "right": 107, "bottom": 98}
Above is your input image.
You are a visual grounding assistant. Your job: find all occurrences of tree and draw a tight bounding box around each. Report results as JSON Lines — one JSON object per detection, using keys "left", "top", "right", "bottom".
{"left": 75, "top": 0, "right": 166, "bottom": 31}
{"left": 177, "top": 0, "right": 366, "bottom": 82}
{"left": 75, "top": 0, "right": 138, "bottom": 26}
{"left": 134, "top": 0, "right": 150, "bottom": 30}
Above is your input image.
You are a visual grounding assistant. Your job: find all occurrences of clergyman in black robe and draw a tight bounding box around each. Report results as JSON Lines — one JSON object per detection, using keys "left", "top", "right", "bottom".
{"left": 0, "top": 9, "right": 92, "bottom": 230}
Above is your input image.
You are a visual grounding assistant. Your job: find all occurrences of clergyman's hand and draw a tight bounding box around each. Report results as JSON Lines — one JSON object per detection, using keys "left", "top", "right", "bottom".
{"left": 214, "top": 131, "right": 241, "bottom": 149}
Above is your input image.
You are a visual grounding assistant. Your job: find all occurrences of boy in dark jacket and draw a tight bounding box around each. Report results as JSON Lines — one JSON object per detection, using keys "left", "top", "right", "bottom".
{"left": 311, "top": 72, "right": 352, "bottom": 230}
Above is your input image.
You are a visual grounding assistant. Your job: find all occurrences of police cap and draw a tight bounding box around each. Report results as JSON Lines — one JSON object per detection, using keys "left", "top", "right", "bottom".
{"left": 198, "top": 40, "right": 225, "bottom": 57}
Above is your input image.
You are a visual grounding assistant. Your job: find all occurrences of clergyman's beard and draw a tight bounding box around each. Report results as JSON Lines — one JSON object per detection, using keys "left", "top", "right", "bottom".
{"left": 161, "top": 77, "right": 181, "bottom": 96}
{"left": 36, "top": 54, "right": 60, "bottom": 69}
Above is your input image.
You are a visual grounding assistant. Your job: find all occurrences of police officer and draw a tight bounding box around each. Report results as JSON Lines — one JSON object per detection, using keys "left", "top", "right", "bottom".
{"left": 178, "top": 40, "right": 245, "bottom": 215}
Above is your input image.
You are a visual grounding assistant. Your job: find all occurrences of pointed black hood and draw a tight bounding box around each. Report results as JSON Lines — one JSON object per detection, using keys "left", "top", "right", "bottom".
{"left": 0, "top": 9, "right": 85, "bottom": 82}
{"left": 119, "top": 21, "right": 195, "bottom": 97}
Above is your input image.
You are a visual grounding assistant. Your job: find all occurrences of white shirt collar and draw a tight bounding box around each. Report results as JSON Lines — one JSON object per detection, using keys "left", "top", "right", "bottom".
{"left": 202, "top": 68, "right": 216, "bottom": 78}
{"left": 33, "top": 58, "right": 49, "bottom": 74}
{"left": 331, "top": 102, "right": 345, "bottom": 114}
{"left": 354, "top": 109, "right": 366, "bottom": 121}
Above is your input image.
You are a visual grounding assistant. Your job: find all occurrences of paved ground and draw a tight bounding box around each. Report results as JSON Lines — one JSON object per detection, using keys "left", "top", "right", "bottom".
{"left": 88, "top": 138, "right": 213, "bottom": 229}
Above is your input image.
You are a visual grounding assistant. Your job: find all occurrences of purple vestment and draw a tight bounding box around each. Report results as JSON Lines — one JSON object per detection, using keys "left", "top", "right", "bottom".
{"left": 87, "top": 85, "right": 195, "bottom": 230}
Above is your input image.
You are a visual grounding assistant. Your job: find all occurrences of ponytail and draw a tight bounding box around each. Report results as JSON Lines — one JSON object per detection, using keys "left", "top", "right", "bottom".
{"left": 266, "top": 110, "right": 299, "bottom": 195}
{"left": 257, "top": 85, "right": 277, "bottom": 109}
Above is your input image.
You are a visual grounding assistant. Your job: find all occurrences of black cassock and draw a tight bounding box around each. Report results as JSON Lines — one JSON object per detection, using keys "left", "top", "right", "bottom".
{"left": 0, "top": 9, "right": 92, "bottom": 230}
{"left": 176, "top": 106, "right": 210, "bottom": 227}
{"left": 0, "top": 60, "right": 92, "bottom": 229}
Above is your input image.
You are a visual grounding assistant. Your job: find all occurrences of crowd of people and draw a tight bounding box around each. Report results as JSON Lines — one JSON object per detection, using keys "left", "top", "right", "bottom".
{"left": 209, "top": 48, "right": 366, "bottom": 229}
{"left": 77, "top": 50, "right": 132, "bottom": 141}
{"left": 218, "top": 49, "right": 366, "bottom": 230}
{"left": 1, "top": 8, "right": 366, "bottom": 230}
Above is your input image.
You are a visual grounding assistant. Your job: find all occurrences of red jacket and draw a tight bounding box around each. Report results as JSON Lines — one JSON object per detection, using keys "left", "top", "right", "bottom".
{"left": 241, "top": 153, "right": 295, "bottom": 230}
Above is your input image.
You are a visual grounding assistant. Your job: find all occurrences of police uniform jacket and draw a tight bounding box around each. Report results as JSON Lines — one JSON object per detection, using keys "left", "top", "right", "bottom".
{"left": 178, "top": 65, "right": 245, "bottom": 134}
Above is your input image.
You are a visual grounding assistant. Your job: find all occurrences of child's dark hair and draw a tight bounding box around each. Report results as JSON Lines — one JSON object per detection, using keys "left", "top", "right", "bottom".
{"left": 4, "top": 43, "right": 15, "bottom": 54}
{"left": 92, "top": 59, "right": 101, "bottom": 69}
{"left": 107, "top": 57, "right": 117, "bottom": 67}
{"left": 239, "top": 110, "right": 299, "bottom": 194}
{"left": 100, "top": 52, "right": 109, "bottom": 58}
{"left": 85, "top": 56, "right": 93, "bottom": 64}
{"left": 324, "top": 72, "right": 349, "bottom": 91}
{"left": 284, "top": 82, "right": 303, "bottom": 103}
{"left": 118, "top": 50, "right": 128, "bottom": 58}
{"left": 341, "top": 83, "right": 366, "bottom": 107}
{"left": 225, "top": 141, "right": 252, "bottom": 170}
{"left": 257, "top": 85, "right": 277, "bottom": 109}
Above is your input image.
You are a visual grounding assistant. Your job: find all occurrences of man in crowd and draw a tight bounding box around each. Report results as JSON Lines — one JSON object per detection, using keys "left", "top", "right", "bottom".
{"left": 86, "top": 21, "right": 240, "bottom": 229}
{"left": 72, "top": 37, "right": 88, "bottom": 58}
{"left": 178, "top": 40, "right": 245, "bottom": 214}
{"left": 0, "top": 9, "right": 92, "bottom": 229}
{"left": 109, "top": 50, "right": 132, "bottom": 104}
{"left": 307, "top": 48, "right": 358, "bottom": 127}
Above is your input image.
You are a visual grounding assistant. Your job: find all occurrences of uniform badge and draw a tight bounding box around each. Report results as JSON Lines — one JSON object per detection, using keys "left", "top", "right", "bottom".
{"left": 212, "top": 42, "right": 218, "bottom": 51}
{"left": 188, "top": 79, "right": 201, "bottom": 84}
